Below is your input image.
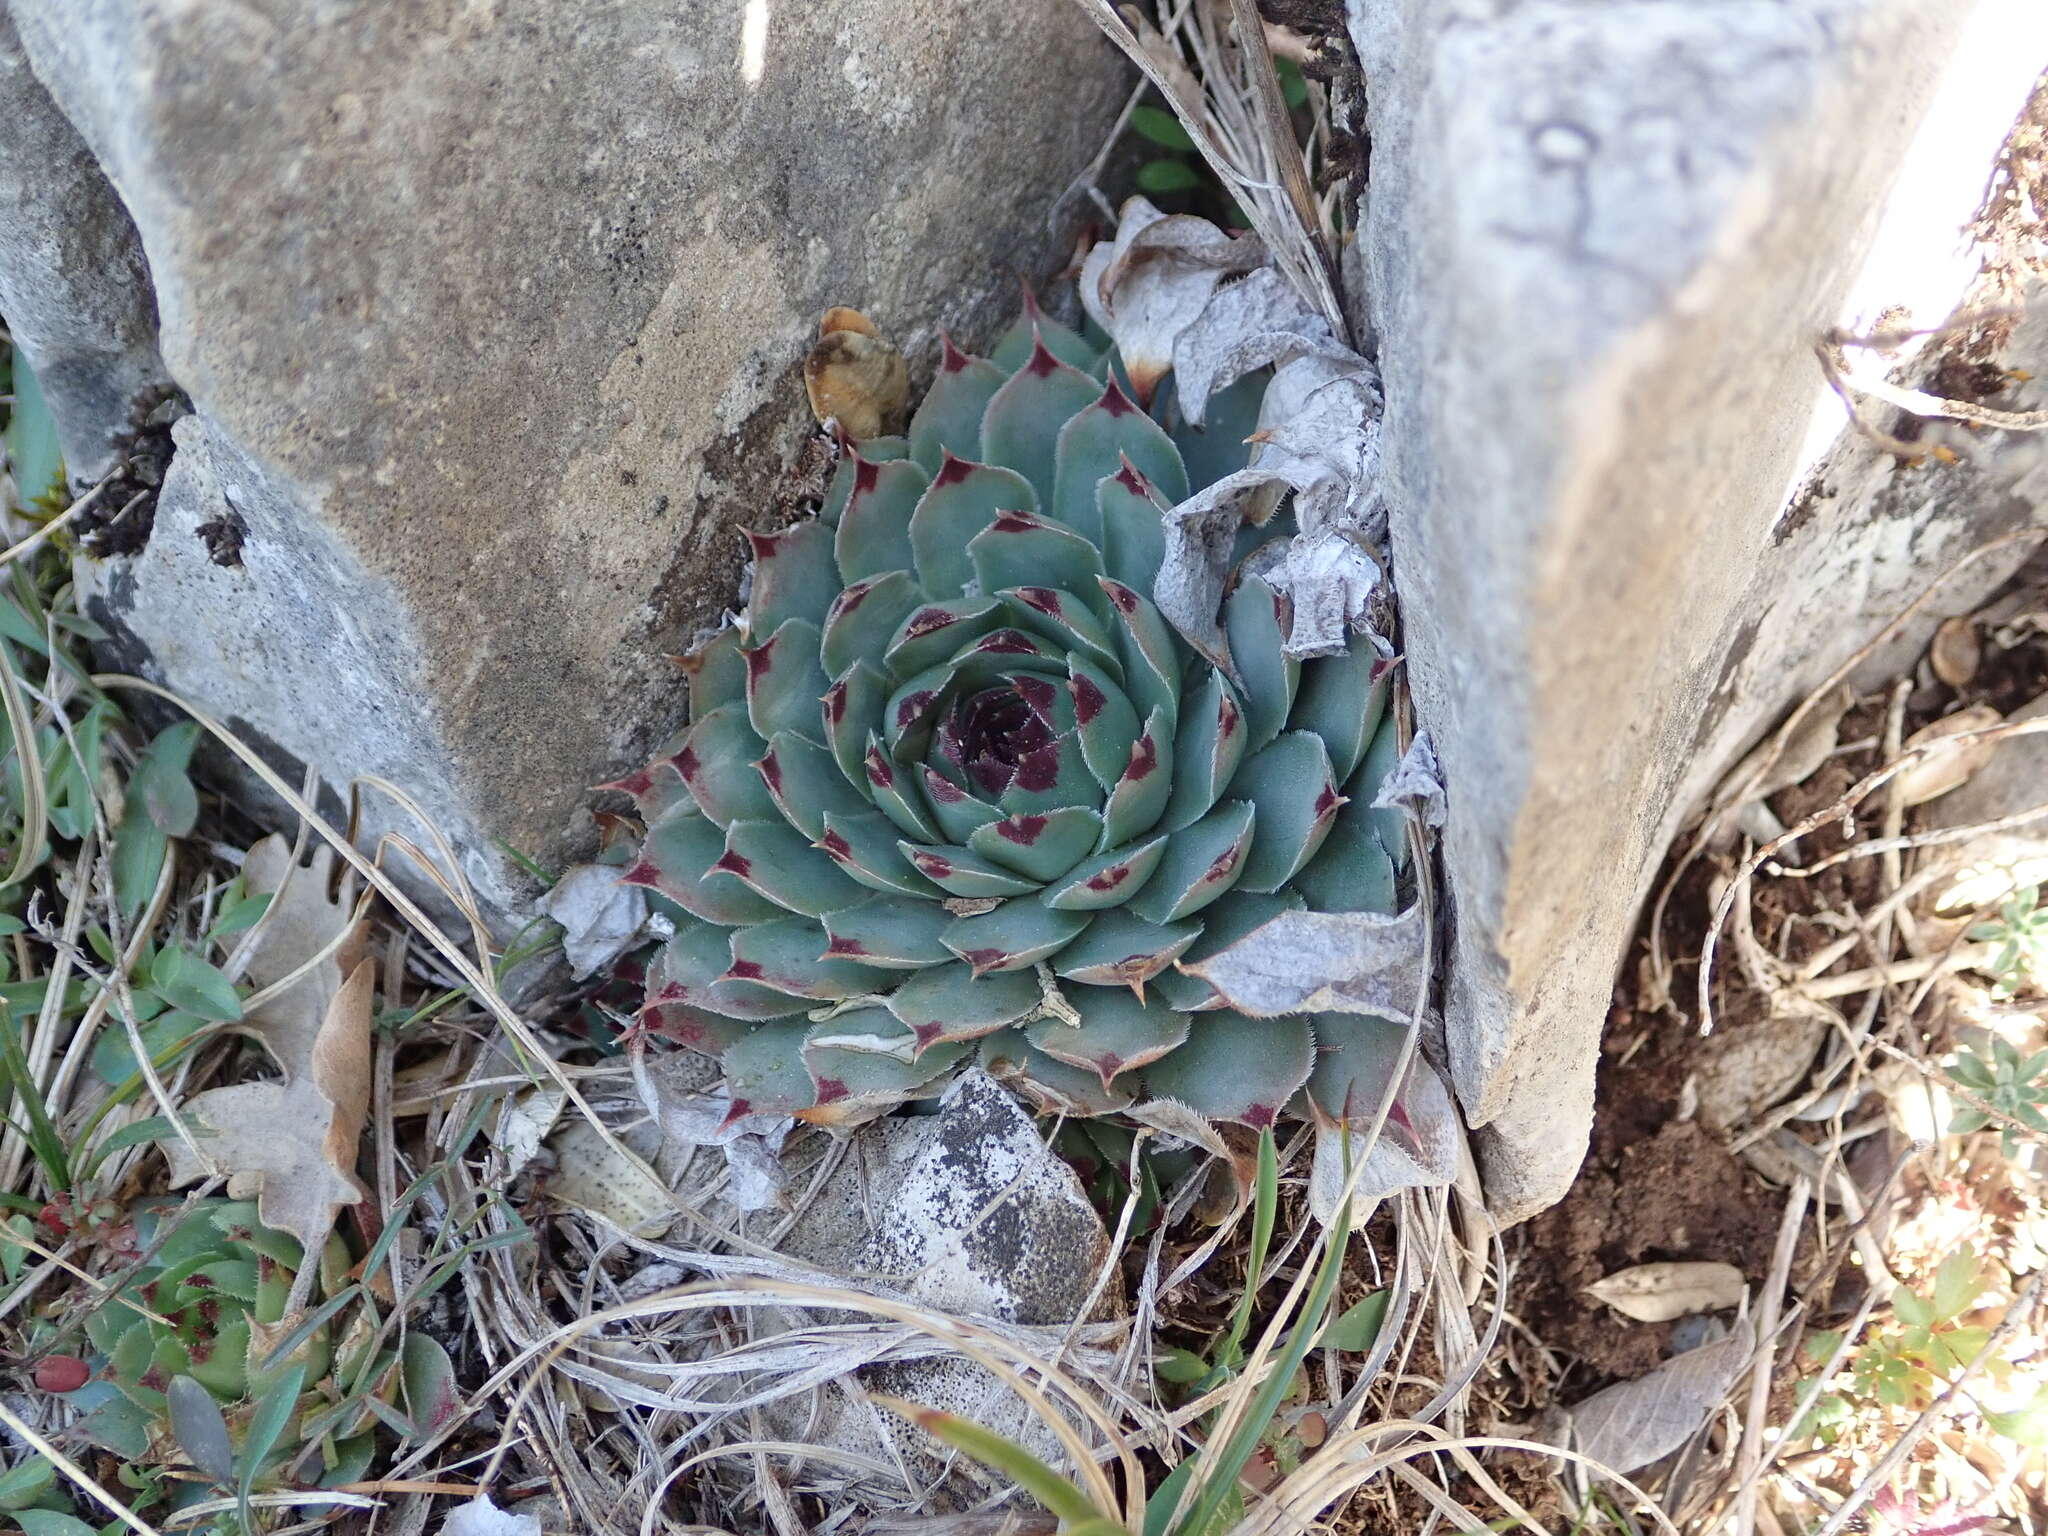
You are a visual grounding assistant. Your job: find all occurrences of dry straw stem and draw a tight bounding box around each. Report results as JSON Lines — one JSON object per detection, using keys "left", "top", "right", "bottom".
{"left": 1821, "top": 326, "right": 2048, "bottom": 436}
{"left": 1699, "top": 712, "right": 2048, "bottom": 1035}
{"left": 0, "top": 1394, "right": 162, "bottom": 1536}
{"left": 1650, "top": 526, "right": 2048, "bottom": 1006}
{"left": 1065, "top": 0, "right": 1346, "bottom": 335}
{"left": 1733, "top": 1179, "right": 1811, "bottom": 1536}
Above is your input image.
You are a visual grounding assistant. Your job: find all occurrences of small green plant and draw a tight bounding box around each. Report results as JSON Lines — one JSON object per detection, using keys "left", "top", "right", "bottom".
{"left": 1947, "top": 1035, "right": 2048, "bottom": 1151}
{"left": 1967, "top": 884, "right": 2048, "bottom": 998}
{"left": 47, "top": 1198, "right": 455, "bottom": 1532}
{"left": 1801, "top": 1247, "right": 1997, "bottom": 1434}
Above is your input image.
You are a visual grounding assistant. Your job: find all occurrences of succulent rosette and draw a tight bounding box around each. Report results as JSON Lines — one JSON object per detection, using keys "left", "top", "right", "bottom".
{"left": 609, "top": 295, "right": 1407, "bottom": 1132}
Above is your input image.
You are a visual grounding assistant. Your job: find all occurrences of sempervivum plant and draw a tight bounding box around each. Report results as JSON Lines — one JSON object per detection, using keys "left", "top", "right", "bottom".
{"left": 610, "top": 297, "right": 1404, "bottom": 1130}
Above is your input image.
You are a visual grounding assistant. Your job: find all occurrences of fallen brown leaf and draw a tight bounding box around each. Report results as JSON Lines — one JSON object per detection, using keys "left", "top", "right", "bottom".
{"left": 1894, "top": 703, "right": 2003, "bottom": 807}
{"left": 1585, "top": 1260, "right": 1746, "bottom": 1322}
{"left": 166, "top": 837, "right": 374, "bottom": 1254}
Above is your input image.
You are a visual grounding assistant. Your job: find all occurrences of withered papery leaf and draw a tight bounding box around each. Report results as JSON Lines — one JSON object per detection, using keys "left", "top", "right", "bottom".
{"left": 1078, "top": 195, "right": 1265, "bottom": 405}
{"left": 165, "top": 837, "right": 373, "bottom": 1253}
{"left": 1563, "top": 1322, "right": 1755, "bottom": 1474}
{"left": 1585, "top": 1262, "right": 1747, "bottom": 1323}
{"left": 167, "top": 958, "right": 374, "bottom": 1254}
{"left": 1185, "top": 905, "right": 1427, "bottom": 1021}
{"left": 1372, "top": 733, "right": 1447, "bottom": 832}
{"left": 1307, "top": 1059, "right": 1461, "bottom": 1226}
{"left": 1170, "top": 267, "right": 1356, "bottom": 428}
{"left": 541, "top": 861, "right": 648, "bottom": 979}
{"left": 1155, "top": 362, "right": 1384, "bottom": 662}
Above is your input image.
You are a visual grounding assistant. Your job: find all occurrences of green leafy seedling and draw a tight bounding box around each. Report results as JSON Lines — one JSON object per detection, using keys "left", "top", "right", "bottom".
{"left": 1967, "top": 884, "right": 2048, "bottom": 998}
{"left": 1947, "top": 1035, "right": 2048, "bottom": 1152}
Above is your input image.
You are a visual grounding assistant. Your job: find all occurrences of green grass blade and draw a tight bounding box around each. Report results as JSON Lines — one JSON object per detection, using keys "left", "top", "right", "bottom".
{"left": 871, "top": 1393, "right": 1109, "bottom": 1527}
{"left": 0, "top": 1004, "right": 68, "bottom": 1189}
{"left": 1213, "top": 1129, "right": 1278, "bottom": 1377}
{"left": 0, "top": 637, "right": 47, "bottom": 890}
{"left": 1176, "top": 1196, "right": 1353, "bottom": 1536}
{"left": 235, "top": 1361, "right": 306, "bottom": 1532}
{"left": 253, "top": 1283, "right": 360, "bottom": 1376}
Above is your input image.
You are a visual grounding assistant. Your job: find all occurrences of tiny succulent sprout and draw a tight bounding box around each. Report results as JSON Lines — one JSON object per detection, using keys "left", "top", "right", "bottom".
{"left": 614, "top": 291, "right": 1407, "bottom": 1133}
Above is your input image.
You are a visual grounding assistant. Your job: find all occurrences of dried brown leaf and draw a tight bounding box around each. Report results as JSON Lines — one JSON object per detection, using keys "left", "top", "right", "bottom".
{"left": 165, "top": 838, "right": 374, "bottom": 1252}
{"left": 1078, "top": 196, "right": 1264, "bottom": 404}
{"left": 1894, "top": 703, "right": 2003, "bottom": 807}
{"left": 167, "top": 958, "right": 374, "bottom": 1252}
{"left": 1563, "top": 1321, "right": 1755, "bottom": 1473}
{"left": 1931, "top": 615, "right": 1982, "bottom": 688}
{"left": 1584, "top": 1261, "right": 1746, "bottom": 1322}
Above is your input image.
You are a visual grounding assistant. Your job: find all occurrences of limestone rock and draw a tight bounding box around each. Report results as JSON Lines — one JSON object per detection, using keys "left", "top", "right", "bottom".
{"left": 1352, "top": 0, "right": 2048, "bottom": 1219}
{"left": 774, "top": 1069, "right": 1115, "bottom": 1500}
{"left": 0, "top": 8, "right": 165, "bottom": 480}
{"left": 5, "top": 0, "right": 1127, "bottom": 919}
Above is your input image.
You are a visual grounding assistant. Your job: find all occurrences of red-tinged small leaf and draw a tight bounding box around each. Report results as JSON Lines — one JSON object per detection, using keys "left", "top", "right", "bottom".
{"left": 1097, "top": 458, "right": 1169, "bottom": 592}
{"left": 744, "top": 618, "right": 831, "bottom": 743}
{"left": 632, "top": 804, "right": 783, "bottom": 925}
{"left": 887, "top": 963, "right": 1042, "bottom": 1051}
{"left": 744, "top": 518, "right": 839, "bottom": 638}
{"left": 1164, "top": 669, "right": 1247, "bottom": 830}
{"left": 820, "top": 896, "right": 955, "bottom": 970}
{"left": 816, "top": 810, "right": 945, "bottom": 899}
{"left": 672, "top": 705, "right": 776, "bottom": 827}
{"left": 908, "top": 457, "right": 1038, "bottom": 598}
{"left": 821, "top": 569, "right": 924, "bottom": 681}
{"left": 1051, "top": 909, "right": 1202, "bottom": 997}
{"left": 1142, "top": 1010, "right": 1314, "bottom": 1129}
{"left": 756, "top": 729, "right": 867, "bottom": 842}
{"left": 882, "top": 595, "right": 1005, "bottom": 681}
{"left": 966, "top": 806, "right": 1102, "bottom": 883}
{"left": 909, "top": 341, "right": 1008, "bottom": 473}
{"left": 998, "top": 585, "right": 1121, "bottom": 678}
{"left": 1042, "top": 833, "right": 1168, "bottom": 912}
{"left": 1227, "top": 731, "right": 1343, "bottom": 892}
{"left": 1051, "top": 376, "right": 1189, "bottom": 541}
{"left": 896, "top": 840, "right": 1041, "bottom": 899}
{"left": 1026, "top": 987, "right": 1189, "bottom": 1088}
{"left": 1099, "top": 578, "right": 1182, "bottom": 734}
{"left": 1291, "top": 637, "right": 1388, "bottom": 784}
{"left": 1224, "top": 575, "right": 1299, "bottom": 752}
{"left": 968, "top": 508, "right": 1108, "bottom": 624}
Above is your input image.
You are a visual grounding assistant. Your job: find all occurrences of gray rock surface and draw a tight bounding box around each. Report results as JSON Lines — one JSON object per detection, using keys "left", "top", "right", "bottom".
{"left": 5, "top": 0, "right": 1127, "bottom": 917}
{"left": 1352, "top": 0, "right": 2048, "bottom": 1219}
{"left": 0, "top": 8, "right": 165, "bottom": 480}
{"left": 773, "top": 1069, "right": 1117, "bottom": 1502}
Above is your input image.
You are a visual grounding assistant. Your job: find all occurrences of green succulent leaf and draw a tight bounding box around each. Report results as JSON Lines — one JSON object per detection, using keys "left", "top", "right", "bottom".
{"left": 833, "top": 454, "right": 931, "bottom": 582}
{"left": 910, "top": 338, "right": 1008, "bottom": 472}
{"left": 909, "top": 458, "right": 1037, "bottom": 598}
{"left": 745, "top": 519, "right": 839, "bottom": 636}
{"left": 943, "top": 899, "right": 1091, "bottom": 975}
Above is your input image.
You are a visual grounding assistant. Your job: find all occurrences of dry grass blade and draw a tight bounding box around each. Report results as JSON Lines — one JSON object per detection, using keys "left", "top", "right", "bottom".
{"left": 1065, "top": 0, "right": 1345, "bottom": 335}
